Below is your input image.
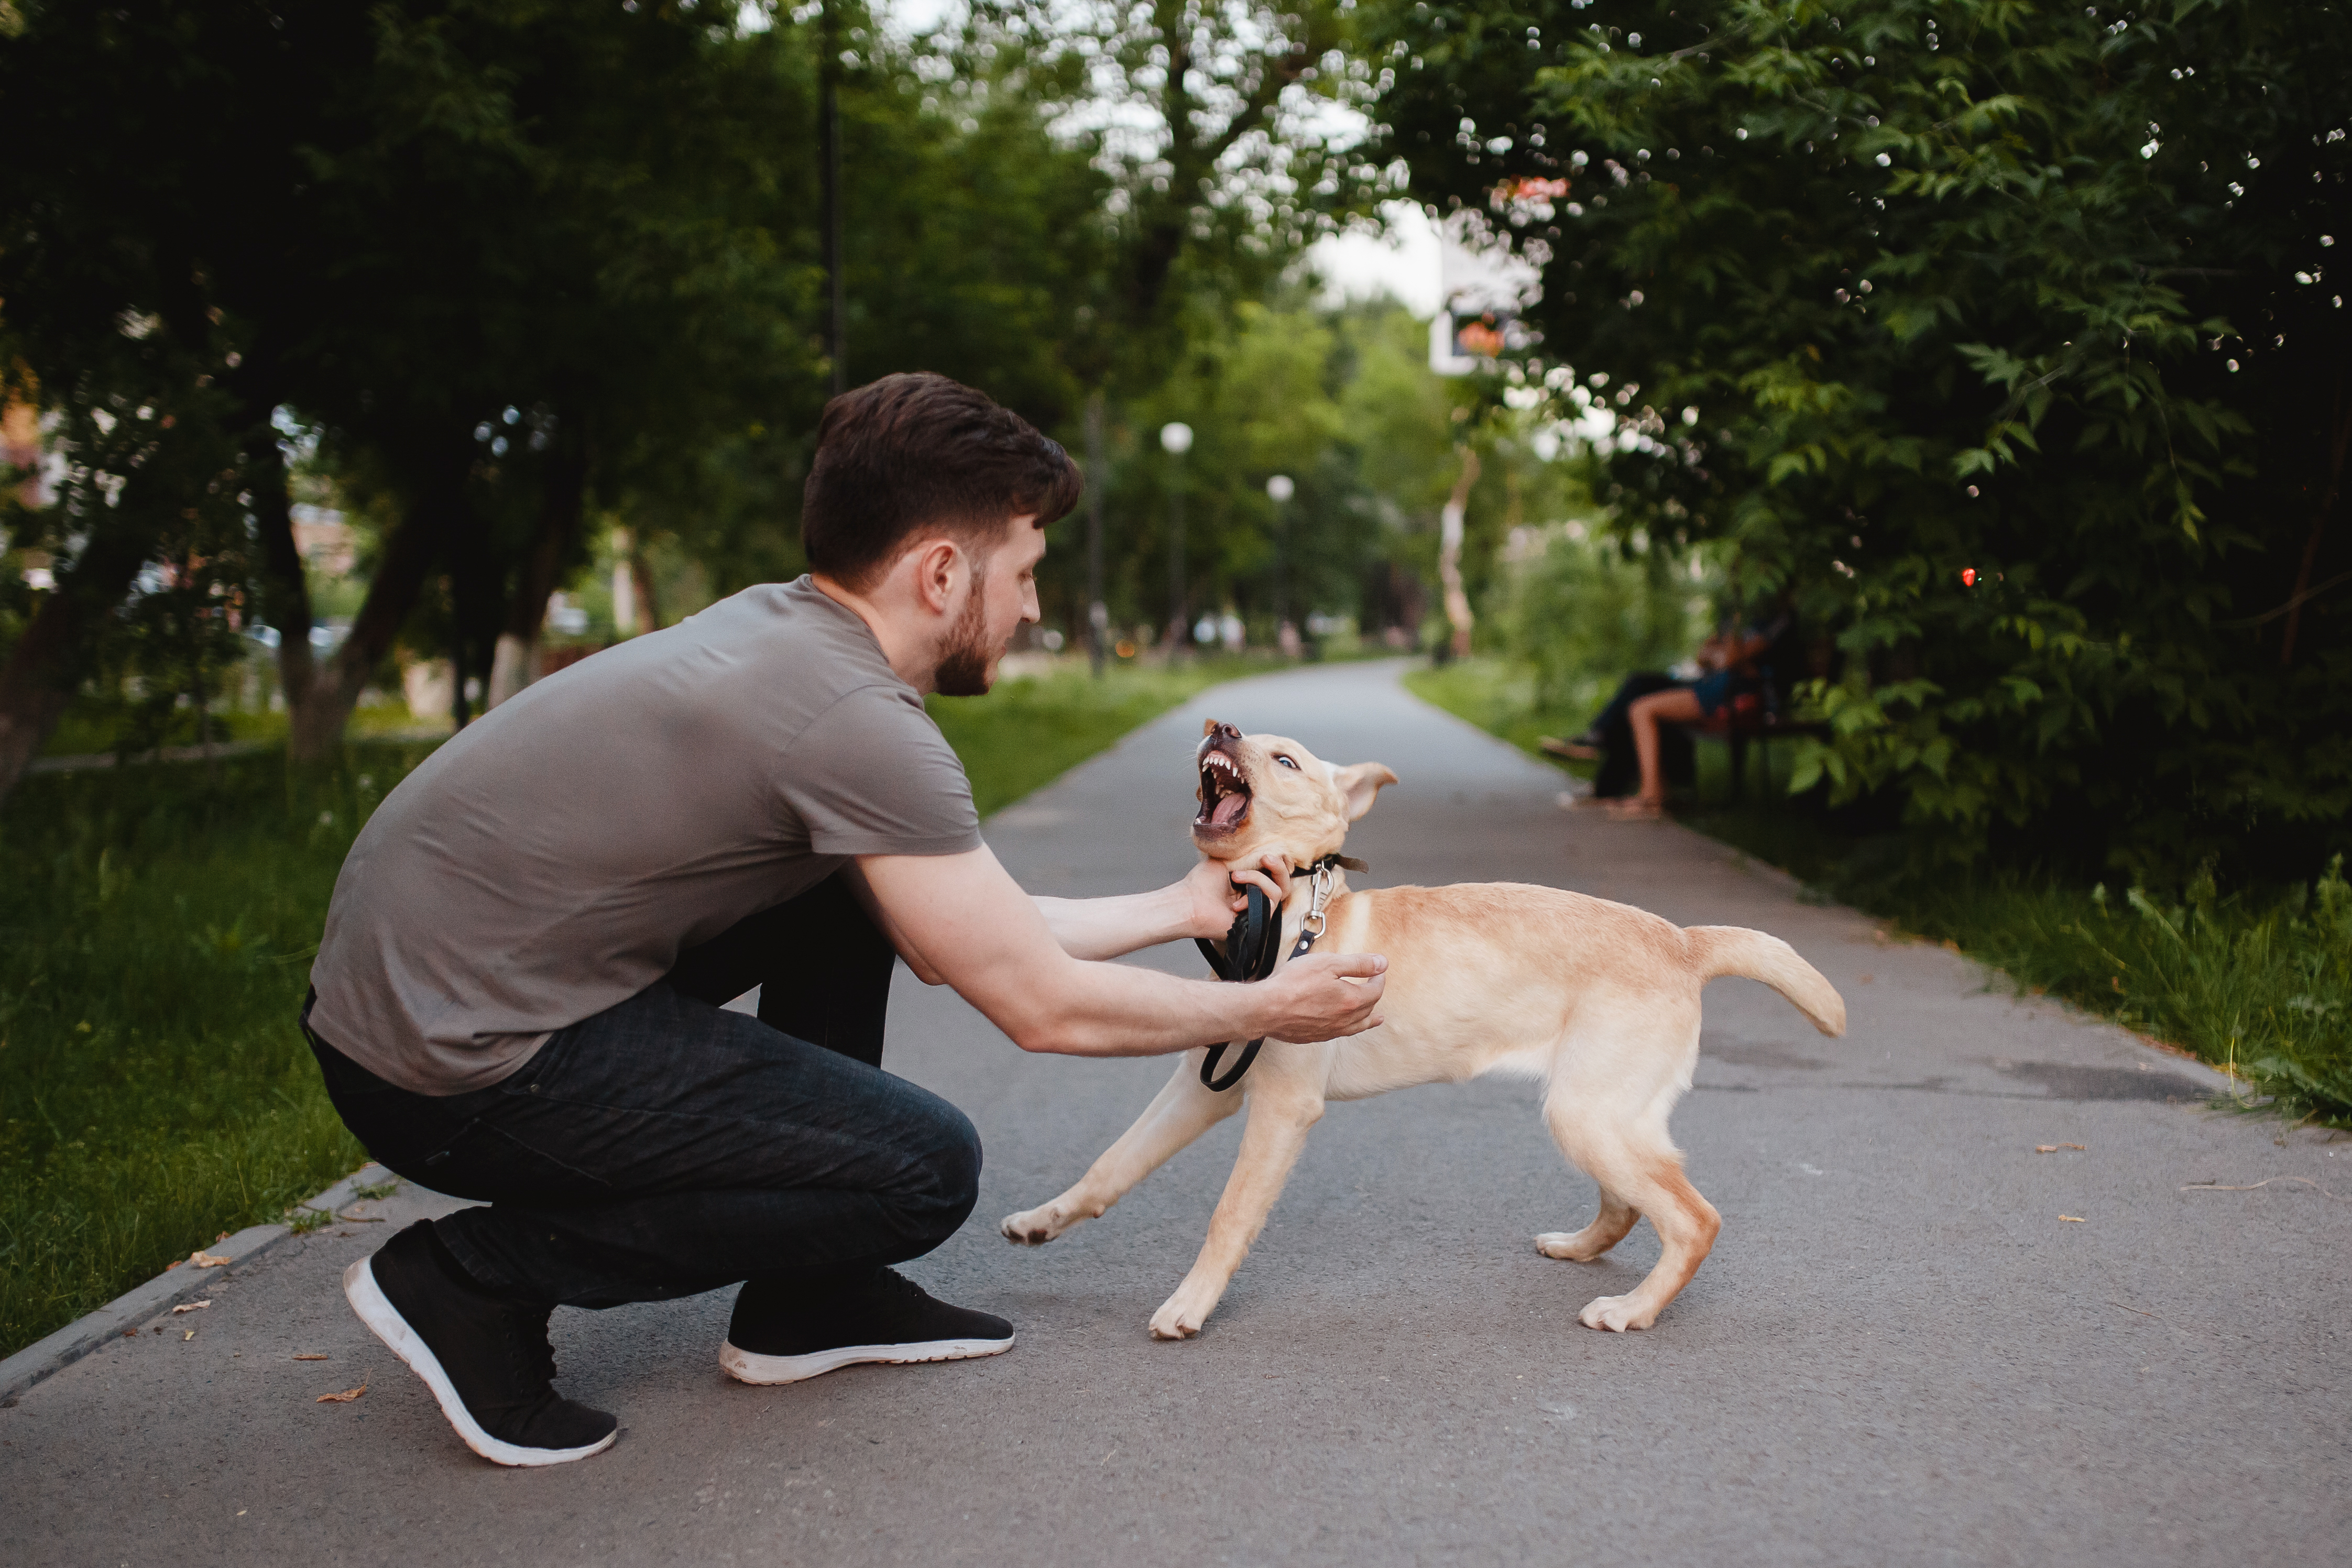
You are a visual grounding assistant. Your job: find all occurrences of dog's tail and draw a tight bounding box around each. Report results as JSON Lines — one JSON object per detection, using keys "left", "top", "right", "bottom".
{"left": 1684, "top": 927, "right": 1846, "bottom": 1037}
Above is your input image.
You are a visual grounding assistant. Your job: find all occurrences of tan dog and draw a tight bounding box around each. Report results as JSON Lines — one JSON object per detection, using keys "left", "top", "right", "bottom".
{"left": 1001, "top": 718, "right": 1846, "bottom": 1337}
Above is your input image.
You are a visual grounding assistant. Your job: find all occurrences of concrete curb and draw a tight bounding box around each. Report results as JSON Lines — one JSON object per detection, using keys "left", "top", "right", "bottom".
{"left": 0, "top": 1161, "right": 397, "bottom": 1407}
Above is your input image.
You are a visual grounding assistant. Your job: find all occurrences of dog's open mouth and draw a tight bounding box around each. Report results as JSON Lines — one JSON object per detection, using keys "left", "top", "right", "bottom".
{"left": 1195, "top": 748, "right": 1251, "bottom": 835}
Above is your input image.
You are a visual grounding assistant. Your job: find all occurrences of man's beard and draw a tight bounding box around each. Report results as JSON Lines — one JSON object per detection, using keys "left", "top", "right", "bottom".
{"left": 932, "top": 572, "right": 997, "bottom": 697}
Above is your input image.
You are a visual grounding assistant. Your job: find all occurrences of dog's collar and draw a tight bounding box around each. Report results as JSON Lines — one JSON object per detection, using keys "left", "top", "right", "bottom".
{"left": 1292, "top": 853, "right": 1368, "bottom": 876}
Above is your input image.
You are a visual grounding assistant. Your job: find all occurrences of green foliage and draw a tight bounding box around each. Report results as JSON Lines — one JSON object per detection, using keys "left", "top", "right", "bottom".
{"left": 1406, "top": 657, "right": 1590, "bottom": 767}
{"left": 1366, "top": 0, "right": 2352, "bottom": 882}
{"left": 1491, "top": 524, "right": 1702, "bottom": 714}
{"left": 0, "top": 748, "right": 434, "bottom": 1358}
{"left": 1098, "top": 299, "right": 1402, "bottom": 638}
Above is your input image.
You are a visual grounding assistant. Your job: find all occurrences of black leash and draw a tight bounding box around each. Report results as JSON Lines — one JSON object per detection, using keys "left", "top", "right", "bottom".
{"left": 1193, "top": 853, "right": 1365, "bottom": 1092}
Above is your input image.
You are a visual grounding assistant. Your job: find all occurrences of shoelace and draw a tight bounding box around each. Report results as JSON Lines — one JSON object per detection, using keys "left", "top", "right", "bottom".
{"left": 504, "top": 1303, "right": 560, "bottom": 1399}
{"left": 868, "top": 1268, "right": 929, "bottom": 1314}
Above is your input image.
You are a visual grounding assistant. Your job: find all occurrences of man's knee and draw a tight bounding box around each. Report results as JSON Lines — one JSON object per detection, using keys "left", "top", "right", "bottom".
{"left": 867, "top": 1088, "right": 981, "bottom": 1253}
{"left": 929, "top": 1100, "right": 983, "bottom": 1227}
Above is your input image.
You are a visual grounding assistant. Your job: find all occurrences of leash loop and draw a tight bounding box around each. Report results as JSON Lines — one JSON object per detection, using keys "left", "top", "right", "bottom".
{"left": 1196, "top": 854, "right": 1358, "bottom": 1093}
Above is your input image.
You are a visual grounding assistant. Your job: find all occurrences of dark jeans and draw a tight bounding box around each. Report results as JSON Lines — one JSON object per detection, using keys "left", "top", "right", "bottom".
{"left": 1587, "top": 672, "right": 1697, "bottom": 799}
{"left": 303, "top": 873, "right": 980, "bottom": 1309}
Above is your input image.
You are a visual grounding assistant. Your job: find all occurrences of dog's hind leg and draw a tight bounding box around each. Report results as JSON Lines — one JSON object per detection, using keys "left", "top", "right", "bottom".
{"left": 1000, "top": 1057, "right": 1240, "bottom": 1246}
{"left": 1538, "top": 1015, "right": 1720, "bottom": 1331}
{"left": 1536, "top": 1181, "right": 1639, "bottom": 1263}
{"left": 1544, "top": 1097, "right": 1720, "bottom": 1332}
{"left": 1147, "top": 1079, "right": 1325, "bottom": 1341}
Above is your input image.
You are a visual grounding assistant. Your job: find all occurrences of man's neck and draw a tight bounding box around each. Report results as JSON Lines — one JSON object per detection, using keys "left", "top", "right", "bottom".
{"left": 809, "top": 573, "right": 938, "bottom": 694}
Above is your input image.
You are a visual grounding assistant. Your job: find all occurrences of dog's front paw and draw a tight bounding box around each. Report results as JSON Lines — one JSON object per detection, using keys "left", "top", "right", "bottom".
{"left": 999, "top": 1204, "right": 1066, "bottom": 1246}
{"left": 1147, "top": 1293, "right": 1208, "bottom": 1341}
{"left": 1577, "top": 1293, "right": 1659, "bottom": 1333}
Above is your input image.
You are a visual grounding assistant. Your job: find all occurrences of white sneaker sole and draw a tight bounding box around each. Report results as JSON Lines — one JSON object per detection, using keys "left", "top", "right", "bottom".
{"left": 718, "top": 1333, "right": 1015, "bottom": 1386}
{"left": 343, "top": 1255, "right": 618, "bottom": 1467}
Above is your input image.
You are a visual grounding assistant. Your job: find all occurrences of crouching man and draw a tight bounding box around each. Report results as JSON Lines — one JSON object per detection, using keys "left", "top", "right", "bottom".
{"left": 300, "top": 372, "right": 1386, "bottom": 1466}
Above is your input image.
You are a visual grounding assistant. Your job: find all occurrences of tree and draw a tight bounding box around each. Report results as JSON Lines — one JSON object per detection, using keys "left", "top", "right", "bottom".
{"left": 0, "top": 1, "right": 822, "bottom": 790}
{"left": 0, "top": 0, "right": 359, "bottom": 790}
{"left": 978, "top": 0, "right": 1390, "bottom": 650}
{"left": 1368, "top": 0, "right": 2352, "bottom": 879}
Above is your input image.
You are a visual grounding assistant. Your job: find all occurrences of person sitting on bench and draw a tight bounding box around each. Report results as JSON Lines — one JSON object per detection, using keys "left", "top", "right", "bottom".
{"left": 1545, "top": 595, "right": 1798, "bottom": 819}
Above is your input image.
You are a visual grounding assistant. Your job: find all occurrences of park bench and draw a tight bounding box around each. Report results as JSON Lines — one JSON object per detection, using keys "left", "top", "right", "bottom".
{"left": 1670, "top": 694, "right": 1828, "bottom": 804}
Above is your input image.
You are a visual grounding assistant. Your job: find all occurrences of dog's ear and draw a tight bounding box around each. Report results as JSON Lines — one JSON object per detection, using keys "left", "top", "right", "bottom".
{"left": 1201, "top": 717, "right": 1220, "bottom": 738}
{"left": 1331, "top": 762, "right": 1398, "bottom": 821}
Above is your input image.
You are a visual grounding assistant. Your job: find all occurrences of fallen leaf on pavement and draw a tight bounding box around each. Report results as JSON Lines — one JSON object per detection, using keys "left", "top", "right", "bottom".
{"left": 2059, "top": 1214, "right": 2086, "bottom": 1223}
{"left": 316, "top": 1375, "right": 369, "bottom": 1403}
{"left": 190, "top": 1249, "right": 232, "bottom": 1269}
{"left": 292, "top": 1354, "right": 329, "bottom": 1361}
{"left": 172, "top": 1301, "right": 211, "bottom": 1314}
{"left": 183, "top": 1329, "right": 196, "bottom": 1340}
{"left": 2035, "top": 1144, "right": 2087, "bottom": 1153}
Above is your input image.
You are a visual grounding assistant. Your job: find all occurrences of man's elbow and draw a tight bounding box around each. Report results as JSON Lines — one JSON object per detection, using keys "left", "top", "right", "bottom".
{"left": 1004, "top": 1013, "right": 1099, "bottom": 1057}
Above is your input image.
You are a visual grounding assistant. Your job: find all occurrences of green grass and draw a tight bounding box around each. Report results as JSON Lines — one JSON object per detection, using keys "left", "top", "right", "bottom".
{"left": 0, "top": 656, "right": 1250, "bottom": 1357}
{"left": 0, "top": 748, "right": 436, "bottom": 1359}
{"left": 1405, "top": 658, "right": 1599, "bottom": 779}
{"left": 40, "top": 694, "right": 441, "bottom": 757}
{"left": 1407, "top": 656, "right": 2352, "bottom": 1129}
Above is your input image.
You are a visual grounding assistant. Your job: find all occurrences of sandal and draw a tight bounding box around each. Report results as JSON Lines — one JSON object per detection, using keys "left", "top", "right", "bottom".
{"left": 1603, "top": 796, "right": 1666, "bottom": 821}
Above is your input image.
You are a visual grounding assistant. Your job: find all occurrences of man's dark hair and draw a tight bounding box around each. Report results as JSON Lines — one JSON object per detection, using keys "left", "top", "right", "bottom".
{"left": 802, "top": 372, "right": 1082, "bottom": 588}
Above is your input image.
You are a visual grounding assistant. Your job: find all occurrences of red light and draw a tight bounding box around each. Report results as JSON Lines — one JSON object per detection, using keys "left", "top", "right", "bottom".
{"left": 1961, "top": 568, "right": 1977, "bottom": 587}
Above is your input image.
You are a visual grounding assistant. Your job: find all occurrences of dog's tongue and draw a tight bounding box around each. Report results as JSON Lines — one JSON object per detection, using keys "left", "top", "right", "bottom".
{"left": 1211, "top": 790, "right": 1248, "bottom": 827}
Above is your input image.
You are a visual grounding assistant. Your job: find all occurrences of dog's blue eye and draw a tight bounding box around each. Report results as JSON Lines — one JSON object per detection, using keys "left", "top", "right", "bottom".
{"left": 1276, "top": 756, "right": 1299, "bottom": 770}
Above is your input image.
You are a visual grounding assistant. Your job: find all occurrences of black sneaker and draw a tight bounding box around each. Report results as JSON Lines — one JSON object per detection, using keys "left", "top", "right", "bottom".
{"left": 344, "top": 1220, "right": 618, "bottom": 1466}
{"left": 719, "top": 1268, "right": 1014, "bottom": 1385}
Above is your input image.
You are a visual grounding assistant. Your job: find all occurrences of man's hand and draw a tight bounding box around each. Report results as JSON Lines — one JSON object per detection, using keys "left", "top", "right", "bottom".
{"left": 1255, "top": 950, "right": 1386, "bottom": 1040}
{"left": 1179, "top": 850, "right": 1292, "bottom": 940}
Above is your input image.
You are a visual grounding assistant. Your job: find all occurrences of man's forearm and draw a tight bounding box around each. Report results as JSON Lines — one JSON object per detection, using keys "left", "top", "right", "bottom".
{"left": 855, "top": 846, "right": 1381, "bottom": 1056}
{"left": 1002, "top": 953, "right": 1333, "bottom": 1059}
{"left": 1032, "top": 884, "right": 1197, "bottom": 962}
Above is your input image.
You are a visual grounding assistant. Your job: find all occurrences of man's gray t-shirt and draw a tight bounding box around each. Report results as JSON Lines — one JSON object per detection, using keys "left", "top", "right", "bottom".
{"left": 308, "top": 577, "right": 981, "bottom": 1094}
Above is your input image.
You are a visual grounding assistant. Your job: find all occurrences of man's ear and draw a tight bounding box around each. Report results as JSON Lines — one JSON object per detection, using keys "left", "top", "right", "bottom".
{"left": 1331, "top": 762, "right": 1398, "bottom": 821}
{"left": 904, "top": 538, "right": 964, "bottom": 616}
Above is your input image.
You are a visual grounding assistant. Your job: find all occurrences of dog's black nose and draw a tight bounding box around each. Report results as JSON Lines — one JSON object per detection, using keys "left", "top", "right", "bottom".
{"left": 1212, "top": 721, "right": 1241, "bottom": 741}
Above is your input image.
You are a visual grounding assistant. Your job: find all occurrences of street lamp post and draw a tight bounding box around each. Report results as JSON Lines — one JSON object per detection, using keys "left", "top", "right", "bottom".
{"left": 1265, "top": 473, "right": 1295, "bottom": 655}
{"left": 1160, "top": 421, "right": 1193, "bottom": 659}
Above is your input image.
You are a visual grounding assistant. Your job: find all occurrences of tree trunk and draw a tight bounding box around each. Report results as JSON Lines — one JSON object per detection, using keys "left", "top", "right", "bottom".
{"left": 245, "top": 408, "right": 318, "bottom": 712}
{"left": 1437, "top": 444, "right": 1480, "bottom": 662}
{"left": 285, "top": 454, "right": 462, "bottom": 762}
{"left": 488, "top": 431, "right": 589, "bottom": 708}
{"left": 630, "top": 547, "right": 662, "bottom": 633}
{"left": 0, "top": 527, "right": 151, "bottom": 804}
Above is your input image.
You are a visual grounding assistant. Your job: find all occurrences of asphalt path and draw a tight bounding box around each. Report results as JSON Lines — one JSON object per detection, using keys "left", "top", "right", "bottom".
{"left": 7, "top": 659, "right": 2347, "bottom": 1566}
